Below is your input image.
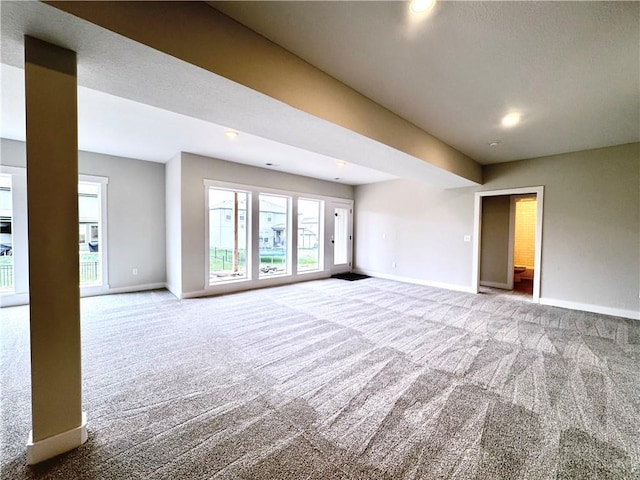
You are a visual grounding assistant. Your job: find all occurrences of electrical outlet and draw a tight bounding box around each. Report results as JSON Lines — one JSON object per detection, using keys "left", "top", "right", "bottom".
{"left": 132, "top": 268, "right": 138, "bottom": 276}
{"left": 464, "top": 235, "right": 471, "bottom": 242}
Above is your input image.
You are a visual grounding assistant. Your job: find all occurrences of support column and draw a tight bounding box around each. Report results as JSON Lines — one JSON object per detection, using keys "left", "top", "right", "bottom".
{"left": 24, "top": 36, "right": 86, "bottom": 465}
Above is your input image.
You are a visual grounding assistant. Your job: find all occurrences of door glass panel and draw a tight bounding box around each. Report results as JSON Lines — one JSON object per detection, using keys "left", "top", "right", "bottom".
{"left": 333, "top": 207, "right": 348, "bottom": 265}
{"left": 208, "top": 188, "right": 249, "bottom": 283}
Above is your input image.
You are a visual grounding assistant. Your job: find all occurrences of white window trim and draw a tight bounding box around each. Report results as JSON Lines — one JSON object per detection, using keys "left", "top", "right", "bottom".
{"left": 79, "top": 174, "right": 109, "bottom": 296}
{"left": 258, "top": 192, "right": 292, "bottom": 279}
{"left": 204, "top": 182, "right": 252, "bottom": 287}
{"left": 0, "top": 168, "right": 110, "bottom": 305}
{"left": 202, "top": 179, "right": 350, "bottom": 292}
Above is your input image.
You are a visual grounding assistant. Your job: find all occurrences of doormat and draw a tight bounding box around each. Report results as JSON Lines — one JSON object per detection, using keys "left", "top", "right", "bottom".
{"left": 331, "top": 273, "right": 371, "bottom": 281}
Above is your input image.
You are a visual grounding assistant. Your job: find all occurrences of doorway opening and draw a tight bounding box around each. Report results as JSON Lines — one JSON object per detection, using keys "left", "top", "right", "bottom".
{"left": 472, "top": 187, "right": 544, "bottom": 302}
{"left": 512, "top": 196, "right": 537, "bottom": 294}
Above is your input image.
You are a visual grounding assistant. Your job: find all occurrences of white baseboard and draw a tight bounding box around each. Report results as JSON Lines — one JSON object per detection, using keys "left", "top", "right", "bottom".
{"left": 106, "top": 282, "right": 166, "bottom": 295}
{"left": 352, "top": 269, "right": 475, "bottom": 293}
{"left": 27, "top": 412, "right": 87, "bottom": 465}
{"left": 480, "top": 281, "right": 510, "bottom": 290}
{"left": 165, "top": 283, "right": 182, "bottom": 299}
{"left": 0, "top": 284, "right": 168, "bottom": 308}
{"left": 182, "top": 271, "right": 332, "bottom": 299}
{"left": 540, "top": 297, "right": 640, "bottom": 320}
{"left": 0, "top": 292, "right": 29, "bottom": 307}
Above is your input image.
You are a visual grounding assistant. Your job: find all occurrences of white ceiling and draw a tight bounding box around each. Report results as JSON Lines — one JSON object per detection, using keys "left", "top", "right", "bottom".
{"left": 0, "top": 64, "right": 394, "bottom": 185}
{"left": 1, "top": 0, "right": 477, "bottom": 189}
{"left": 213, "top": 1, "right": 640, "bottom": 165}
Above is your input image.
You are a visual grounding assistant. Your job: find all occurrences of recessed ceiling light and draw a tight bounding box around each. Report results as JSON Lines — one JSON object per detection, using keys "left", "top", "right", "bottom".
{"left": 224, "top": 129, "right": 239, "bottom": 139}
{"left": 501, "top": 113, "right": 521, "bottom": 128}
{"left": 335, "top": 160, "right": 347, "bottom": 168}
{"left": 410, "top": 0, "right": 436, "bottom": 14}
{"left": 488, "top": 140, "right": 501, "bottom": 147}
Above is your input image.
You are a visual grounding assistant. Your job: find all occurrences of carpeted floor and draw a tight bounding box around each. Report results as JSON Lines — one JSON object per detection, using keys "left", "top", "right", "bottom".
{"left": 1, "top": 278, "right": 639, "bottom": 479}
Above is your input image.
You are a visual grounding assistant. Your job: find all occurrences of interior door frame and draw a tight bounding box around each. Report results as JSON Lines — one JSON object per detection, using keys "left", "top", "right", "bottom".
{"left": 327, "top": 199, "right": 353, "bottom": 274}
{"left": 472, "top": 186, "right": 544, "bottom": 302}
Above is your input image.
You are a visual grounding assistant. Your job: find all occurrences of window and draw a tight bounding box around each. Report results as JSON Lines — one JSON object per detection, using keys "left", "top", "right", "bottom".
{"left": 259, "top": 194, "right": 290, "bottom": 277}
{"left": 78, "top": 181, "right": 103, "bottom": 286}
{"left": 209, "top": 187, "right": 249, "bottom": 283}
{"left": 205, "top": 180, "right": 351, "bottom": 289}
{"left": 297, "top": 199, "right": 322, "bottom": 272}
{"left": 0, "top": 174, "right": 14, "bottom": 293}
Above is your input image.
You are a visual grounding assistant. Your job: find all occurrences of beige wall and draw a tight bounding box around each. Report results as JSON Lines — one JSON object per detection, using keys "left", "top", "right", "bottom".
{"left": 480, "top": 196, "right": 510, "bottom": 287}
{"left": 0, "top": 139, "right": 166, "bottom": 295}
{"left": 355, "top": 143, "right": 640, "bottom": 316}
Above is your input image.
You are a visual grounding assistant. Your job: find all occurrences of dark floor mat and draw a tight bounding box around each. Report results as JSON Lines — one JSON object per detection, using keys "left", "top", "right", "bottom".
{"left": 331, "top": 272, "right": 371, "bottom": 281}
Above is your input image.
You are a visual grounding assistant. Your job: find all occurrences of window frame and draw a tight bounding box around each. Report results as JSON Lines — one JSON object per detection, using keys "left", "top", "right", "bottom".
{"left": 205, "top": 182, "right": 252, "bottom": 286}
{"left": 203, "top": 179, "right": 350, "bottom": 292}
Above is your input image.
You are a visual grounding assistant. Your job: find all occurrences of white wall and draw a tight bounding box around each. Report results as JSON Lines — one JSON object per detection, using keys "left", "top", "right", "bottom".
{"left": 0, "top": 139, "right": 166, "bottom": 300}
{"left": 175, "top": 152, "right": 354, "bottom": 296}
{"left": 355, "top": 143, "right": 640, "bottom": 318}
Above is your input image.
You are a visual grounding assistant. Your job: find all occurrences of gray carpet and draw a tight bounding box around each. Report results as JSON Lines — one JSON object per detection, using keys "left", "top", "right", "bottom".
{"left": 1, "top": 278, "right": 639, "bottom": 479}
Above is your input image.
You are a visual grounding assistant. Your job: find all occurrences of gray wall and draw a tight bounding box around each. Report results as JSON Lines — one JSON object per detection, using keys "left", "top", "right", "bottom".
{"left": 480, "top": 196, "right": 510, "bottom": 287}
{"left": 355, "top": 142, "right": 640, "bottom": 315}
{"left": 177, "top": 152, "right": 354, "bottom": 296}
{"left": 354, "top": 179, "right": 474, "bottom": 288}
{"left": 0, "top": 138, "right": 166, "bottom": 293}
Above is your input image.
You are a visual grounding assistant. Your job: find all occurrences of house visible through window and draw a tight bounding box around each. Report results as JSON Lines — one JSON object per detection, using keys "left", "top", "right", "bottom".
{"left": 78, "top": 181, "right": 103, "bottom": 287}
{"left": 0, "top": 174, "right": 14, "bottom": 293}
{"left": 259, "top": 194, "right": 289, "bottom": 277}
{"left": 297, "top": 198, "right": 322, "bottom": 273}
{"left": 204, "top": 180, "right": 351, "bottom": 287}
{"left": 209, "top": 187, "right": 249, "bottom": 283}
